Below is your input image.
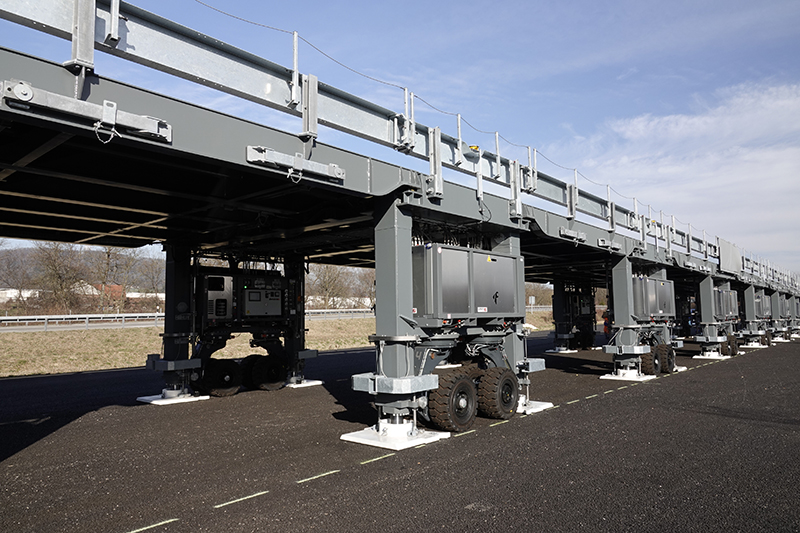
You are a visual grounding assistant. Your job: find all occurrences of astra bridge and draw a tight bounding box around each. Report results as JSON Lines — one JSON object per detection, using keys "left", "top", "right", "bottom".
{"left": 1, "top": 0, "right": 797, "bottom": 449}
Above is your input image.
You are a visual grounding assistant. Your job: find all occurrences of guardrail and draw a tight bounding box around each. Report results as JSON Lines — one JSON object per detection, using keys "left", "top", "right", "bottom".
{"left": 0, "top": 312, "right": 164, "bottom": 331}
{"left": 0, "top": 309, "right": 378, "bottom": 332}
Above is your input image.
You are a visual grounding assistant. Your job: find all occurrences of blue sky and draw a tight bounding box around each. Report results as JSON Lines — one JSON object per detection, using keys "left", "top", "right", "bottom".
{"left": 1, "top": 0, "right": 799, "bottom": 271}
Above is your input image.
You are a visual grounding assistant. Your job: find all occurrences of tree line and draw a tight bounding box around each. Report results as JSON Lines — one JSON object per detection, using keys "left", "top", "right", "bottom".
{"left": 0, "top": 241, "right": 164, "bottom": 315}
{"left": 0, "top": 240, "right": 558, "bottom": 316}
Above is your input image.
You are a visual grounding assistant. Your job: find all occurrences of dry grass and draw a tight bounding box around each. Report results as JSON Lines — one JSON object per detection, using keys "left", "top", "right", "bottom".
{"left": 526, "top": 311, "right": 555, "bottom": 332}
{"left": 0, "top": 314, "right": 552, "bottom": 378}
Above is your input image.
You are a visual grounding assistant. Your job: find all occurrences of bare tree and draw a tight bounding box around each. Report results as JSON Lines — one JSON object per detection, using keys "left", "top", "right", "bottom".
{"left": 352, "top": 267, "right": 376, "bottom": 309}
{"left": 85, "top": 246, "right": 143, "bottom": 312}
{"left": 306, "top": 263, "right": 355, "bottom": 309}
{"left": 32, "top": 241, "right": 87, "bottom": 314}
{"left": 137, "top": 247, "right": 166, "bottom": 296}
{"left": 0, "top": 246, "right": 33, "bottom": 311}
{"left": 525, "top": 283, "right": 553, "bottom": 307}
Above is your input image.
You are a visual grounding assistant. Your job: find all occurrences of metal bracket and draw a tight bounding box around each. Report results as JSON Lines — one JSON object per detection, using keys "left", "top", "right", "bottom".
{"left": 598, "top": 238, "right": 621, "bottom": 251}
{"left": 246, "top": 146, "right": 345, "bottom": 182}
{"left": 300, "top": 74, "right": 318, "bottom": 140}
{"left": 2, "top": 80, "right": 173, "bottom": 143}
{"left": 426, "top": 126, "right": 443, "bottom": 198}
{"left": 64, "top": 0, "right": 95, "bottom": 72}
{"left": 559, "top": 226, "right": 586, "bottom": 243}
{"left": 566, "top": 183, "right": 577, "bottom": 219}
{"left": 104, "top": 0, "right": 121, "bottom": 47}
{"left": 509, "top": 160, "right": 522, "bottom": 219}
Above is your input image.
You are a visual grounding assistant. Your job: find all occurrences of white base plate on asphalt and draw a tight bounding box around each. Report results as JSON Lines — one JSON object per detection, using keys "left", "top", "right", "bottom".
{"left": 771, "top": 338, "right": 791, "bottom": 343}
{"left": 341, "top": 419, "right": 450, "bottom": 451}
{"left": 517, "top": 396, "right": 555, "bottom": 415}
{"left": 545, "top": 349, "right": 578, "bottom": 354}
{"left": 740, "top": 343, "right": 765, "bottom": 350}
{"left": 693, "top": 353, "right": 731, "bottom": 360}
{"left": 137, "top": 393, "right": 210, "bottom": 405}
{"left": 286, "top": 379, "right": 324, "bottom": 389}
{"left": 599, "top": 368, "right": 657, "bottom": 382}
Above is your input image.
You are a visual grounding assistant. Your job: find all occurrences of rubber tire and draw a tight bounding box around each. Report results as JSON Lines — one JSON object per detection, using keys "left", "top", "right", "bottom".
{"left": 477, "top": 367, "right": 519, "bottom": 419}
{"left": 240, "top": 354, "right": 263, "bottom": 390}
{"left": 251, "top": 355, "right": 288, "bottom": 391}
{"left": 728, "top": 335, "right": 739, "bottom": 356}
{"left": 641, "top": 346, "right": 662, "bottom": 375}
{"left": 720, "top": 338, "right": 730, "bottom": 356}
{"left": 658, "top": 344, "right": 675, "bottom": 374}
{"left": 429, "top": 372, "right": 478, "bottom": 432}
{"left": 202, "top": 358, "right": 242, "bottom": 397}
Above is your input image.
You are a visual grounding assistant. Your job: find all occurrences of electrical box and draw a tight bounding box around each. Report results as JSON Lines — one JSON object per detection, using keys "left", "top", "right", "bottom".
{"left": 206, "top": 275, "right": 233, "bottom": 320}
{"left": 632, "top": 277, "right": 675, "bottom": 320}
{"left": 754, "top": 292, "right": 771, "bottom": 319}
{"left": 412, "top": 243, "right": 524, "bottom": 321}
{"left": 200, "top": 269, "right": 287, "bottom": 327}
{"left": 714, "top": 288, "right": 739, "bottom": 321}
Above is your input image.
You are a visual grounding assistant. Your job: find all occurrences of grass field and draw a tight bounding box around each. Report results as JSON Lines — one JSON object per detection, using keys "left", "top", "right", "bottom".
{"left": 0, "top": 312, "right": 553, "bottom": 378}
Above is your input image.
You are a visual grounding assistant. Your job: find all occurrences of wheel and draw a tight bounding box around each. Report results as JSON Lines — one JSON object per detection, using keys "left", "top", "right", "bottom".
{"left": 765, "top": 331, "right": 773, "bottom": 347}
{"left": 429, "top": 372, "right": 478, "bottom": 432}
{"left": 200, "top": 358, "right": 242, "bottom": 397}
{"left": 720, "top": 338, "right": 730, "bottom": 356}
{"left": 728, "top": 335, "right": 739, "bottom": 356}
{"left": 641, "top": 346, "right": 662, "bottom": 375}
{"left": 658, "top": 344, "right": 675, "bottom": 373}
{"left": 240, "top": 354, "right": 262, "bottom": 390}
{"left": 477, "top": 367, "right": 519, "bottom": 419}
{"left": 251, "top": 355, "right": 288, "bottom": 391}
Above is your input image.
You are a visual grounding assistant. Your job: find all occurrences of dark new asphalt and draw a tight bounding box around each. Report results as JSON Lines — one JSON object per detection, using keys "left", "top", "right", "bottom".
{"left": 1, "top": 333, "right": 799, "bottom": 533}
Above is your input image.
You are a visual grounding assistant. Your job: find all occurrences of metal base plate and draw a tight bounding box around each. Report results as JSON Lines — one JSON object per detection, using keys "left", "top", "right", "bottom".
{"left": 286, "top": 379, "right": 325, "bottom": 389}
{"left": 771, "top": 338, "right": 791, "bottom": 343}
{"left": 341, "top": 419, "right": 450, "bottom": 451}
{"left": 599, "top": 368, "right": 657, "bottom": 382}
{"left": 545, "top": 348, "right": 578, "bottom": 354}
{"left": 517, "top": 396, "right": 554, "bottom": 415}
{"left": 741, "top": 342, "right": 766, "bottom": 349}
{"left": 693, "top": 353, "right": 731, "bottom": 360}
{"left": 674, "top": 366, "right": 688, "bottom": 372}
{"left": 136, "top": 392, "right": 210, "bottom": 405}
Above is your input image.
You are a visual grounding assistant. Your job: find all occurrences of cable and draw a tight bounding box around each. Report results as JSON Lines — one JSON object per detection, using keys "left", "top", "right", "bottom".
{"left": 193, "top": 0, "right": 292, "bottom": 34}
{"left": 193, "top": 0, "right": 404, "bottom": 90}
{"left": 298, "top": 36, "right": 404, "bottom": 89}
{"left": 413, "top": 94, "right": 458, "bottom": 116}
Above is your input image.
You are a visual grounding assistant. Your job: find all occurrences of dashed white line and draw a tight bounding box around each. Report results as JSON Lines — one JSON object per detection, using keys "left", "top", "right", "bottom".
{"left": 126, "top": 519, "right": 179, "bottom": 533}
{"left": 297, "top": 470, "right": 341, "bottom": 484}
{"left": 490, "top": 420, "right": 509, "bottom": 427}
{"left": 213, "top": 490, "right": 269, "bottom": 509}
{"left": 453, "top": 429, "right": 476, "bottom": 437}
{"left": 360, "top": 453, "right": 395, "bottom": 465}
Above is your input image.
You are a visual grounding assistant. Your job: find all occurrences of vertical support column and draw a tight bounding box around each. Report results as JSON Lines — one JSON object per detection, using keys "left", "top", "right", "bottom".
{"left": 284, "top": 254, "right": 308, "bottom": 381}
{"left": 374, "top": 197, "right": 414, "bottom": 379}
{"left": 611, "top": 256, "right": 635, "bottom": 329}
{"left": 744, "top": 285, "right": 757, "bottom": 323}
{"left": 698, "top": 276, "right": 716, "bottom": 326}
{"left": 163, "top": 243, "right": 193, "bottom": 362}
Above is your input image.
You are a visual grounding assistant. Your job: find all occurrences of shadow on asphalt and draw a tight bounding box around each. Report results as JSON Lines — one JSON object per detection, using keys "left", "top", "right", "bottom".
{"left": 0, "top": 368, "right": 164, "bottom": 462}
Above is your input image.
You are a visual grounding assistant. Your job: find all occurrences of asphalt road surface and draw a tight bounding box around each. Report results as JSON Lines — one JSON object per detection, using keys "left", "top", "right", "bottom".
{"left": 1, "top": 332, "right": 798, "bottom": 532}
